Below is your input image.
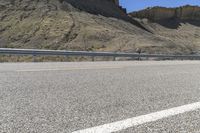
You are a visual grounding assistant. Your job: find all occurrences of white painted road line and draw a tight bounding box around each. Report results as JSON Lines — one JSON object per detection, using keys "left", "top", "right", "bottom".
{"left": 72, "top": 102, "right": 200, "bottom": 133}
{"left": 15, "top": 66, "right": 124, "bottom": 72}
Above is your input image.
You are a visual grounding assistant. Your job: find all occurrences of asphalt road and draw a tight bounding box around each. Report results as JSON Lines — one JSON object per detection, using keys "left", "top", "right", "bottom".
{"left": 1, "top": 61, "right": 200, "bottom": 133}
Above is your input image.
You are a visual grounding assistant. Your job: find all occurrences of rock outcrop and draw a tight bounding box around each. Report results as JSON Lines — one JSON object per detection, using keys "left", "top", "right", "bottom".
{"left": 130, "top": 5, "right": 200, "bottom": 21}
{"left": 63, "top": 0, "right": 127, "bottom": 19}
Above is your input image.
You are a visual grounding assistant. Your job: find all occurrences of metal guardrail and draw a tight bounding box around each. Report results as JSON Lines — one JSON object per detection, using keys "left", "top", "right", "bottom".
{"left": 0, "top": 48, "right": 200, "bottom": 61}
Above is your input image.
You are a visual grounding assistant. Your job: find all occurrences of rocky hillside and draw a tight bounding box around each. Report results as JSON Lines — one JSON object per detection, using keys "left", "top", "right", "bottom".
{"left": 130, "top": 5, "right": 200, "bottom": 21}
{"left": 0, "top": 0, "right": 149, "bottom": 52}
{"left": 1, "top": 0, "right": 200, "bottom": 57}
{"left": 129, "top": 5, "right": 200, "bottom": 54}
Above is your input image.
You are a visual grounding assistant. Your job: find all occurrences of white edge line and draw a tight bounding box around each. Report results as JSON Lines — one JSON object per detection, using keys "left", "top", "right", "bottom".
{"left": 72, "top": 102, "right": 200, "bottom": 133}
{"left": 15, "top": 67, "right": 124, "bottom": 72}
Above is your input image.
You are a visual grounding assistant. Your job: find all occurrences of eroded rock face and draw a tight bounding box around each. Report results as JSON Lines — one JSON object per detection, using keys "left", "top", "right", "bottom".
{"left": 63, "top": 0, "right": 127, "bottom": 19}
{"left": 130, "top": 5, "right": 200, "bottom": 21}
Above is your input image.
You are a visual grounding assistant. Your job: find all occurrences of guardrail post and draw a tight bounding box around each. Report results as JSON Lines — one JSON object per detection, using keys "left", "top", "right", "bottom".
{"left": 113, "top": 56, "right": 116, "bottom": 61}
{"left": 33, "top": 54, "right": 36, "bottom": 62}
{"left": 65, "top": 55, "right": 68, "bottom": 62}
{"left": 138, "top": 53, "right": 141, "bottom": 61}
{"left": 92, "top": 56, "right": 95, "bottom": 62}
{"left": 0, "top": 55, "right": 2, "bottom": 63}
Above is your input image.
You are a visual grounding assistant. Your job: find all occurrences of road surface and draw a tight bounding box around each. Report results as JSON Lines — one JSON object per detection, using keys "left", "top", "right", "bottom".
{"left": 1, "top": 61, "right": 200, "bottom": 133}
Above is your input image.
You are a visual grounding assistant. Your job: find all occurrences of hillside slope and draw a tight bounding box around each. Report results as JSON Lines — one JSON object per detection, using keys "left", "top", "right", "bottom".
{"left": 129, "top": 5, "right": 200, "bottom": 54}
{"left": 0, "top": 0, "right": 150, "bottom": 52}
{"left": 1, "top": 0, "right": 200, "bottom": 55}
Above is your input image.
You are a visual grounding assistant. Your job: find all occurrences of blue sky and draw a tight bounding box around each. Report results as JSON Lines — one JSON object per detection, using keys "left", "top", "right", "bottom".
{"left": 120, "top": 0, "right": 200, "bottom": 12}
